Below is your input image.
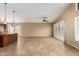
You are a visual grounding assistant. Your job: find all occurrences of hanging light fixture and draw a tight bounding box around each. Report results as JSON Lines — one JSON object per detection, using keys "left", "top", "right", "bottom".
{"left": 12, "top": 10, "right": 15, "bottom": 26}
{"left": 12, "top": 10, "right": 16, "bottom": 33}
{"left": 4, "top": 3, "right": 7, "bottom": 24}
{"left": 42, "top": 16, "right": 48, "bottom": 23}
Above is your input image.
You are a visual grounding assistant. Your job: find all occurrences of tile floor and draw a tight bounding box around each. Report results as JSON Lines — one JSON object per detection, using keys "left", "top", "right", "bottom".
{"left": 0, "top": 37, "right": 79, "bottom": 56}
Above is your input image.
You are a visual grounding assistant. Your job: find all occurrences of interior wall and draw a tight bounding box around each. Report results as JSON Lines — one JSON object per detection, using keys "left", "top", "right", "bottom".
{"left": 53, "top": 3, "right": 79, "bottom": 49}
{"left": 20, "top": 23, "right": 53, "bottom": 37}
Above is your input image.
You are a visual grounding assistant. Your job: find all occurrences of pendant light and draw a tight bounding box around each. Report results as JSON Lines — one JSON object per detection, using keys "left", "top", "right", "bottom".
{"left": 12, "top": 10, "right": 15, "bottom": 33}
{"left": 12, "top": 10, "right": 15, "bottom": 26}
{"left": 4, "top": 3, "right": 7, "bottom": 24}
{"left": 3, "top": 3, "right": 7, "bottom": 34}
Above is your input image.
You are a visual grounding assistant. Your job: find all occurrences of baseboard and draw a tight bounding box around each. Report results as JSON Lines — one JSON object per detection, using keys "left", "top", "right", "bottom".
{"left": 19, "top": 36, "right": 53, "bottom": 38}
{"left": 65, "top": 42, "right": 79, "bottom": 49}
{"left": 53, "top": 37, "right": 79, "bottom": 49}
{"left": 53, "top": 37, "right": 64, "bottom": 42}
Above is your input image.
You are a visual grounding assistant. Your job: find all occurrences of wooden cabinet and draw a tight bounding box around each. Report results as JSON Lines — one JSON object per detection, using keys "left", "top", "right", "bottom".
{"left": 0, "top": 34, "right": 17, "bottom": 47}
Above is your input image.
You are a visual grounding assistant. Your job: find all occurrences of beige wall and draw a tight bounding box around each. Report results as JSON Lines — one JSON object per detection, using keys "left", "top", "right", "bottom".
{"left": 53, "top": 3, "right": 79, "bottom": 49}
{"left": 20, "top": 23, "right": 53, "bottom": 37}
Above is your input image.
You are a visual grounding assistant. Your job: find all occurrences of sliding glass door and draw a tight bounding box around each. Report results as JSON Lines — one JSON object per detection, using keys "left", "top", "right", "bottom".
{"left": 75, "top": 17, "right": 79, "bottom": 41}
{"left": 54, "top": 21, "right": 65, "bottom": 41}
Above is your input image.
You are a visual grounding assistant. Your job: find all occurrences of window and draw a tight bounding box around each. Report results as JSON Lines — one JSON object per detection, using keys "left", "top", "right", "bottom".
{"left": 8, "top": 24, "right": 21, "bottom": 36}
{"left": 54, "top": 21, "right": 65, "bottom": 41}
{"left": 15, "top": 24, "right": 21, "bottom": 36}
{"left": 8, "top": 24, "right": 14, "bottom": 34}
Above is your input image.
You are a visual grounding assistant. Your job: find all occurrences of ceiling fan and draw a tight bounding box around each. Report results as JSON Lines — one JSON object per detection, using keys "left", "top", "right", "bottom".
{"left": 42, "top": 16, "right": 48, "bottom": 23}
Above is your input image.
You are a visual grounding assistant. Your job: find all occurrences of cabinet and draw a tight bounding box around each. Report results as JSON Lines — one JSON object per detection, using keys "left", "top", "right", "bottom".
{"left": 0, "top": 34, "right": 17, "bottom": 47}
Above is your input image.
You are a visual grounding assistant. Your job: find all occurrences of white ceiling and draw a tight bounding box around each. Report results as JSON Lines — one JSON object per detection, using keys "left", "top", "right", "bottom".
{"left": 0, "top": 3, "right": 70, "bottom": 23}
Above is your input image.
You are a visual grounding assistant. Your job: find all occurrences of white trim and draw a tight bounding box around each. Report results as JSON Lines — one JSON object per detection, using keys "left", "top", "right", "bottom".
{"left": 66, "top": 42, "right": 79, "bottom": 49}
{"left": 75, "top": 3, "right": 79, "bottom": 11}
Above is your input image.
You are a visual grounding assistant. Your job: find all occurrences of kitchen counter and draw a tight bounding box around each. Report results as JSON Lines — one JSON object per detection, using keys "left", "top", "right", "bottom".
{"left": 0, "top": 33, "right": 17, "bottom": 47}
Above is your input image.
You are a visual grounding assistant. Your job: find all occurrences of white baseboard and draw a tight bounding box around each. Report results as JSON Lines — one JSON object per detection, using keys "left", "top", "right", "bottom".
{"left": 65, "top": 42, "right": 79, "bottom": 49}
{"left": 19, "top": 36, "right": 53, "bottom": 38}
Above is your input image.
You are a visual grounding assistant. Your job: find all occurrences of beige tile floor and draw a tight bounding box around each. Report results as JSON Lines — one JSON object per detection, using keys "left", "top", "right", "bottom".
{"left": 0, "top": 37, "right": 79, "bottom": 56}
